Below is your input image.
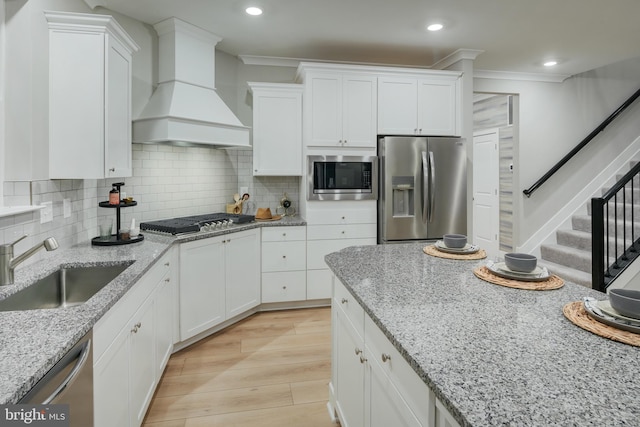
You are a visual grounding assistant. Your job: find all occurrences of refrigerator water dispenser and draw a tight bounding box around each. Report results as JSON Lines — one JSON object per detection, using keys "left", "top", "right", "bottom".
{"left": 392, "top": 176, "right": 414, "bottom": 217}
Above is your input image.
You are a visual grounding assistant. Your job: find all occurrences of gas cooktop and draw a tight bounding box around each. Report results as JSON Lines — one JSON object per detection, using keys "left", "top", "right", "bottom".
{"left": 140, "top": 213, "right": 255, "bottom": 235}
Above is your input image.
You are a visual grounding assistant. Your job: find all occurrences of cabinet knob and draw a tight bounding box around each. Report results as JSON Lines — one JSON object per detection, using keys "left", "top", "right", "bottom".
{"left": 341, "top": 298, "right": 348, "bottom": 304}
{"left": 381, "top": 353, "right": 391, "bottom": 363}
{"left": 109, "top": 167, "right": 115, "bottom": 172}
{"left": 282, "top": 233, "right": 286, "bottom": 236}
{"left": 354, "top": 348, "right": 362, "bottom": 355}
{"left": 341, "top": 231, "right": 345, "bottom": 234}
{"left": 359, "top": 355, "right": 367, "bottom": 364}
{"left": 165, "top": 262, "right": 170, "bottom": 266}
{"left": 165, "top": 278, "right": 170, "bottom": 282}
{"left": 282, "top": 255, "right": 286, "bottom": 259}
{"left": 282, "top": 286, "right": 287, "bottom": 289}
{"left": 341, "top": 216, "right": 345, "bottom": 220}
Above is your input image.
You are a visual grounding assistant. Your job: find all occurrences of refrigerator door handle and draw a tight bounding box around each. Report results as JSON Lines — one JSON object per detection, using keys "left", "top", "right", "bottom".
{"left": 421, "top": 151, "right": 429, "bottom": 224}
{"left": 428, "top": 151, "right": 436, "bottom": 222}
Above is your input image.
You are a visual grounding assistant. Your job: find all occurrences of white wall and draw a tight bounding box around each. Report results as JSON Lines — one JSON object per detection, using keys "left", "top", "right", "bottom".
{"left": 475, "top": 56, "right": 640, "bottom": 248}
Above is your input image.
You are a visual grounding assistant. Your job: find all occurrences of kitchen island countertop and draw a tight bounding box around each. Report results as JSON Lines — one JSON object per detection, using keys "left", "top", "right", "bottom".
{"left": 325, "top": 243, "right": 640, "bottom": 427}
{"left": 0, "top": 215, "right": 305, "bottom": 404}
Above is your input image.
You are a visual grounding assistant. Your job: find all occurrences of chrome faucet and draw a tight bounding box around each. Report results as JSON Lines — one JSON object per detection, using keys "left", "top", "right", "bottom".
{"left": 0, "top": 235, "right": 59, "bottom": 286}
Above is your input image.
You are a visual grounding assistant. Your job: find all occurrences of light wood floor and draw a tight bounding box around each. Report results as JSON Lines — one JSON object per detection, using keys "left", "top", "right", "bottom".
{"left": 142, "top": 307, "right": 336, "bottom": 427}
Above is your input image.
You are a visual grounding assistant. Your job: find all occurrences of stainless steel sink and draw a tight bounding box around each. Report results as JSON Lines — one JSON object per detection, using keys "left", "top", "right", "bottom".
{"left": 0, "top": 264, "right": 130, "bottom": 311}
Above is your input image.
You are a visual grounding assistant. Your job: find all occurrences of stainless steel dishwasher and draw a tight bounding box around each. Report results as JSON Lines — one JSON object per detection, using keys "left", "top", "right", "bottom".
{"left": 19, "top": 330, "right": 94, "bottom": 427}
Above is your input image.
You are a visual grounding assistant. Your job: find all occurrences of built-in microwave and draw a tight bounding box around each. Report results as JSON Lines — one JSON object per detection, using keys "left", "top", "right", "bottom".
{"left": 307, "top": 155, "right": 378, "bottom": 201}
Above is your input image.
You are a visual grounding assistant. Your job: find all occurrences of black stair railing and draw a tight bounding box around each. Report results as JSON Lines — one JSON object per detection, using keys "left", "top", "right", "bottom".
{"left": 524, "top": 87, "right": 640, "bottom": 197}
{"left": 592, "top": 161, "right": 640, "bottom": 291}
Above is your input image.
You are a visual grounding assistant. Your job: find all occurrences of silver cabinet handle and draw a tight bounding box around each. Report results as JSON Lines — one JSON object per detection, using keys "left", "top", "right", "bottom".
{"left": 165, "top": 278, "right": 170, "bottom": 282}
{"left": 164, "top": 262, "right": 170, "bottom": 266}
{"left": 109, "top": 167, "right": 115, "bottom": 172}
{"left": 381, "top": 353, "right": 391, "bottom": 363}
{"left": 282, "top": 255, "right": 286, "bottom": 259}
{"left": 355, "top": 348, "right": 362, "bottom": 355}
{"left": 282, "top": 286, "right": 287, "bottom": 289}
{"left": 341, "top": 298, "right": 348, "bottom": 304}
{"left": 359, "top": 355, "right": 367, "bottom": 364}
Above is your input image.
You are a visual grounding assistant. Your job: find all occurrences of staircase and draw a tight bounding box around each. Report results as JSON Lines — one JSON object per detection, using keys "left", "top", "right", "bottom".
{"left": 538, "top": 160, "right": 640, "bottom": 288}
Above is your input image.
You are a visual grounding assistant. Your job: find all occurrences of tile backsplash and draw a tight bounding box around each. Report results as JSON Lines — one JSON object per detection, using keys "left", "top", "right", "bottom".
{"left": 1, "top": 143, "right": 300, "bottom": 264}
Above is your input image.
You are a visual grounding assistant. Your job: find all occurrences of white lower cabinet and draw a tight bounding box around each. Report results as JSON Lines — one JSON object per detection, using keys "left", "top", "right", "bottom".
{"left": 332, "top": 277, "right": 460, "bottom": 427}
{"left": 307, "top": 202, "right": 377, "bottom": 300}
{"left": 261, "top": 226, "right": 307, "bottom": 303}
{"left": 93, "top": 248, "right": 175, "bottom": 427}
{"left": 180, "top": 229, "right": 260, "bottom": 341}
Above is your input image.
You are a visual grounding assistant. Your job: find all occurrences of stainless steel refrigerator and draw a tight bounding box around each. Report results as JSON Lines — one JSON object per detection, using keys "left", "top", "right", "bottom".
{"left": 378, "top": 136, "right": 466, "bottom": 243}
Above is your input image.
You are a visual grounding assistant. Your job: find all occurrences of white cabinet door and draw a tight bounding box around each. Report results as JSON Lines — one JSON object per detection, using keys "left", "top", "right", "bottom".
{"left": 335, "top": 307, "right": 366, "bottom": 427}
{"left": 261, "top": 241, "right": 306, "bottom": 272}
{"left": 250, "top": 83, "right": 303, "bottom": 176}
{"left": 155, "top": 273, "right": 174, "bottom": 378}
{"left": 94, "top": 326, "right": 130, "bottom": 427}
{"left": 129, "top": 296, "right": 156, "bottom": 427}
{"left": 366, "top": 349, "right": 422, "bottom": 427}
{"left": 342, "top": 75, "right": 377, "bottom": 148}
{"left": 378, "top": 76, "right": 418, "bottom": 135}
{"left": 225, "top": 229, "right": 261, "bottom": 318}
{"left": 308, "top": 73, "right": 343, "bottom": 147}
{"left": 435, "top": 397, "right": 462, "bottom": 427}
{"left": 306, "top": 72, "right": 376, "bottom": 148}
{"left": 105, "top": 37, "right": 133, "bottom": 177}
{"left": 417, "top": 78, "right": 459, "bottom": 136}
{"left": 179, "top": 236, "right": 226, "bottom": 340}
{"left": 46, "top": 12, "right": 138, "bottom": 179}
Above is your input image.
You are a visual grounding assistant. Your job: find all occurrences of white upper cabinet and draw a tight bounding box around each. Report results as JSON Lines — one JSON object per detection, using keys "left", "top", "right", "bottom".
{"left": 378, "top": 72, "right": 461, "bottom": 137}
{"left": 299, "top": 66, "right": 377, "bottom": 149}
{"left": 248, "top": 83, "right": 303, "bottom": 176}
{"left": 45, "top": 11, "right": 139, "bottom": 179}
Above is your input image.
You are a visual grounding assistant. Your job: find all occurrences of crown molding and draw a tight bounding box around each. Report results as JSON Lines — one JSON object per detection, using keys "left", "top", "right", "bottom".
{"left": 81, "top": 0, "right": 106, "bottom": 8}
{"left": 431, "top": 49, "right": 484, "bottom": 70}
{"left": 473, "top": 69, "right": 571, "bottom": 83}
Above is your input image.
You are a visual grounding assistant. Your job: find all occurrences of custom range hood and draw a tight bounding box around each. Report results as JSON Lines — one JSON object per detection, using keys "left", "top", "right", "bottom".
{"left": 133, "top": 18, "right": 250, "bottom": 147}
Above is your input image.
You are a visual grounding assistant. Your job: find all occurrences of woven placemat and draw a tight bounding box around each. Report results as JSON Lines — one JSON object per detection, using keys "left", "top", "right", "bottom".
{"left": 423, "top": 245, "right": 487, "bottom": 260}
{"left": 563, "top": 301, "right": 640, "bottom": 347}
{"left": 473, "top": 266, "right": 564, "bottom": 290}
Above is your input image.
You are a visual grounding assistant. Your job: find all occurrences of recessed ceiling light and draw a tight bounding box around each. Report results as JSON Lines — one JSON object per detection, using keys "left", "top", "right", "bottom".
{"left": 543, "top": 61, "right": 558, "bottom": 67}
{"left": 246, "top": 6, "right": 262, "bottom": 16}
{"left": 427, "top": 23, "right": 444, "bottom": 32}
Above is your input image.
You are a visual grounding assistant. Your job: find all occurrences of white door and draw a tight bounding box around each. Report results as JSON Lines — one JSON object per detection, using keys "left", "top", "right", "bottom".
{"left": 473, "top": 130, "right": 500, "bottom": 259}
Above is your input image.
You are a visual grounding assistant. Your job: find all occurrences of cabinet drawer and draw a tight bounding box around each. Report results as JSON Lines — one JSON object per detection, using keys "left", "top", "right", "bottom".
{"left": 307, "top": 224, "right": 376, "bottom": 240}
{"left": 334, "top": 279, "right": 364, "bottom": 337}
{"left": 262, "top": 226, "right": 306, "bottom": 242}
{"left": 305, "top": 201, "right": 377, "bottom": 225}
{"left": 307, "top": 269, "right": 332, "bottom": 300}
{"left": 262, "top": 241, "right": 306, "bottom": 272}
{"left": 364, "top": 314, "right": 431, "bottom": 426}
{"left": 262, "top": 272, "right": 306, "bottom": 302}
{"left": 307, "top": 238, "right": 376, "bottom": 270}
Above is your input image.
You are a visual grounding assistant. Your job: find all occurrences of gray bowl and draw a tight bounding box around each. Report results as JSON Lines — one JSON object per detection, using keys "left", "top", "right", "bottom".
{"left": 504, "top": 253, "right": 537, "bottom": 273}
{"left": 443, "top": 234, "right": 467, "bottom": 249}
{"left": 609, "top": 288, "right": 640, "bottom": 319}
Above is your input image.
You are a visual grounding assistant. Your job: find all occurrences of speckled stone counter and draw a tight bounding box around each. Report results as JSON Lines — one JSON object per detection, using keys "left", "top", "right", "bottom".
{"left": 0, "top": 215, "right": 305, "bottom": 404}
{"left": 325, "top": 243, "right": 640, "bottom": 427}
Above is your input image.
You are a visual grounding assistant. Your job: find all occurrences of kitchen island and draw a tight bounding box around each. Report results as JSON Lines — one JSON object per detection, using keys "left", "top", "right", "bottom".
{"left": 325, "top": 243, "right": 639, "bottom": 427}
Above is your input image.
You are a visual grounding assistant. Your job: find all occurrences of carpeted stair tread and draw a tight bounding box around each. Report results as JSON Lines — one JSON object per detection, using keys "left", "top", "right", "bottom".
{"left": 538, "top": 260, "right": 592, "bottom": 288}
{"left": 540, "top": 243, "right": 593, "bottom": 273}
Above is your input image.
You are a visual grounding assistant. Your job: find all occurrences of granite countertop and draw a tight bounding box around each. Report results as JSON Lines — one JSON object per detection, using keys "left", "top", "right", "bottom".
{"left": 325, "top": 243, "right": 640, "bottom": 427}
{"left": 0, "top": 215, "right": 305, "bottom": 404}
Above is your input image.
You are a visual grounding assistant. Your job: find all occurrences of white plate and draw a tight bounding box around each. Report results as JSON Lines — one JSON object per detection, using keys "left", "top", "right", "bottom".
{"left": 486, "top": 261, "right": 550, "bottom": 282}
{"left": 497, "top": 263, "right": 545, "bottom": 277}
{"left": 434, "top": 240, "right": 480, "bottom": 254}
{"left": 583, "top": 297, "right": 640, "bottom": 334}
{"left": 596, "top": 300, "right": 640, "bottom": 325}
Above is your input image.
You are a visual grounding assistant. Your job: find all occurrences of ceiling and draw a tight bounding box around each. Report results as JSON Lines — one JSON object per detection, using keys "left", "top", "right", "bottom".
{"left": 90, "top": 0, "right": 640, "bottom": 78}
